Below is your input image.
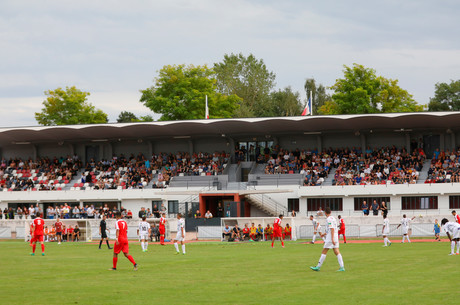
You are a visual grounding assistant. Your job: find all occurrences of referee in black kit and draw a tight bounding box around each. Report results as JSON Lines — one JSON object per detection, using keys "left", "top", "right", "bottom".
{"left": 99, "top": 214, "right": 112, "bottom": 249}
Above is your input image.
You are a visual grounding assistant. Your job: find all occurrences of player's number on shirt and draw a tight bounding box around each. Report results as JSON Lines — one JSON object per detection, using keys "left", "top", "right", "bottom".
{"left": 119, "top": 222, "right": 125, "bottom": 230}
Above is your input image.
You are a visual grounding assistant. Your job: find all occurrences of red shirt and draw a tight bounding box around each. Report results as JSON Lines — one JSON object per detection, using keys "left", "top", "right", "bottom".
{"left": 116, "top": 219, "right": 128, "bottom": 242}
{"left": 274, "top": 218, "right": 282, "bottom": 230}
{"left": 67, "top": 227, "right": 74, "bottom": 234}
{"left": 243, "top": 227, "right": 250, "bottom": 234}
{"left": 33, "top": 218, "right": 44, "bottom": 236}
{"left": 159, "top": 217, "right": 166, "bottom": 227}
{"left": 55, "top": 221, "right": 63, "bottom": 233}
{"left": 455, "top": 214, "right": 460, "bottom": 224}
{"left": 340, "top": 219, "right": 345, "bottom": 230}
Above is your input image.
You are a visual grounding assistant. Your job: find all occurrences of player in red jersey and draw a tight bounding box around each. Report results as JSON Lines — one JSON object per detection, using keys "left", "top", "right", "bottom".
{"left": 452, "top": 210, "right": 460, "bottom": 224}
{"left": 30, "top": 215, "right": 45, "bottom": 256}
{"left": 271, "top": 215, "right": 285, "bottom": 248}
{"left": 109, "top": 212, "right": 137, "bottom": 271}
{"left": 338, "top": 215, "right": 347, "bottom": 243}
{"left": 55, "top": 218, "right": 63, "bottom": 245}
{"left": 159, "top": 213, "right": 167, "bottom": 245}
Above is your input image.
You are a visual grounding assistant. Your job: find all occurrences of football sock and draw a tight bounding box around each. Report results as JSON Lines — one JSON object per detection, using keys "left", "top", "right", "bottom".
{"left": 32, "top": 244, "right": 36, "bottom": 253}
{"left": 160, "top": 236, "right": 164, "bottom": 244}
{"left": 106, "top": 240, "right": 110, "bottom": 248}
{"left": 127, "top": 255, "right": 136, "bottom": 265}
{"left": 456, "top": 242, "right": 460, "bottom": 253}
{"left": 451, "top": 241, "right": 455, "bottom": 254}
{"left": 113, "top": 257, "right": 118, "bottom": 269}
{"left": 281, "top": 241, "right": 284, "bottom": 247}
{"left": 271, "top": 241, "right": 274, "bottom": 247}
{"left": 41, "top": 244, "right": 45, "bottom": 253}
{"left": 182, "top": 244, "right": 186, "bottom": 254}
{"left": 406, "top": 236, "right": 411, "bottom": 243}
{"left": 384, "top": 238, "right": 387, "bottom": 246}
{"left": 337, "top": 254, "right": 344, "bottom": 268}
{"left": 145, "top": 242, "right": 148, "bottom": 250}
{"left": 99, "top": 240, "right": 102, "bottom": 248}
{"left": 312, "top": 235, "right": 316, "bottom": 243}
{"left": 174, "top": 242, "right": 179, "bottom": 252}
{"left": 402, "top": 236, "right": 405, "bottom": 243}
{"left": 317, "top": 254, "right": 326, "bottom": 267}
{"left": 141, "top": 242, "right": 144, "bottom": 251}
{"left": 343, "top": 235, "right": 347, "bottom": 243}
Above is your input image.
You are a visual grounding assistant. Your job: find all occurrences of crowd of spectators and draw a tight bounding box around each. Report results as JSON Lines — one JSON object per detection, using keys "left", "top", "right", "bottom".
{"left": 0, "top": 155, "right": 82, "bottom": 191}
{"left": 425, "top": 148, "right": 460, "bottom": 183}
{"left": 258, "top": 145, "right": 427, "bottom": 186}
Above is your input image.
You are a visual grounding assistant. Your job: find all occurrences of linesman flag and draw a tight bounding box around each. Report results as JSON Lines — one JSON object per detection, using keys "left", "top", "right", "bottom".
{"left": 205, "top": 95, "right": 209, "bottom": 119}
{"left": 302, "top": 91, "right": 312, "bottom": 116}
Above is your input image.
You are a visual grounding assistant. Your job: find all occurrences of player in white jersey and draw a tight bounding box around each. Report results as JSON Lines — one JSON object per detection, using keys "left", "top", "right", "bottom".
{"left": 441, "top": 218, "right": 460, "bottom": 255}
{"left": 137, "top": 216, "right": 151, "bottom": 252}
{"left": 382, "top": 214, "right": 392, "bottom": 247}
{"left": 310, "top": 207, "right": 345, "bottom": 272}
{"left": 396, "top": 214, "right": 416, "bottom": 243}
{"left": 309, "top": 215, "right": 320, "bottom": 244}
{"left": 173, "top": 213, "right": 186, "bottom": 255}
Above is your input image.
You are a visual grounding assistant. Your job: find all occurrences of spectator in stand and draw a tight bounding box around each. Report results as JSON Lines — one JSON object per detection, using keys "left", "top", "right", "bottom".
{"left": 194, "top": 209, "right": 201, "bottom": 218}
{"left": 17, "top": 206, "right": 23, "bottom": 219}
{"left": 291, "top": 210, "right": 296, "bottom": 217}
{"left": 72, "top": 206, "right": 80, "bottom": 219}
{"left": 317, "top": 207, "right": 324, "bottom": 217}
{"left": 126, "top": 210, "right": 133, "bottom": 219}
{"left": 371, "top": 200, "right": 380, "bottom": 216}
{"left": 0, "top": 208, "right": 2, "bottom": 219}
{"left": 152, "top": 205, "right": 160, "bottom": 218}
{"left": 204, "top": 210, "right": 213, "bottom": 219}
{"left": 222, "top": 225, "right": 232, "bottom": 240}
{"left": 46, "top": 206, "right": 55, "bottom": 219}
{"left": 362, "top": 201, "right": 369, "bottom": 216}
{"left": 87, "top": 205, "right": 95, "bottom": 219}
{"left": 8, "top": 207, "right": 14, "bottom": 220}
{"left": 381, "top": 201, "right": 388, "bottom": 217}
{"left": 216, "top": 202, "right": 224, "bottom": 217}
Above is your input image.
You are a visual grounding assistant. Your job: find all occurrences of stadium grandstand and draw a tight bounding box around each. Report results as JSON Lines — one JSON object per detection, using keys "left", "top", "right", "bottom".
{"left": 1, "top": 111, "right": 460, "bottom": 240}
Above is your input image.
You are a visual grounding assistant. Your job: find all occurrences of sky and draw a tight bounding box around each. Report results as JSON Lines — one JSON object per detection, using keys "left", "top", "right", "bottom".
{"left": 0, "top": 0, "right": 459, "bottom": 127}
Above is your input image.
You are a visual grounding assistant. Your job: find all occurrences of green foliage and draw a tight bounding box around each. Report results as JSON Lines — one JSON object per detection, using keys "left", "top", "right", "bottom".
{"left": 428, "top": 80, "right": 460, "bottom": 111}
{"left": 214, "top": 53, "right": 276, "bottom": 117}
{"left": 140, "top": 65, "right": 240, "bottom": 121}
{"left": 327, "top": 64, "right": 423, "bottom": 115}
{"left": 35, "top": 86, "right": 108, "bottom": 126}
{"left": 304, "top": 79, "right": 332, "bottom": 115}
{"left": 117, "top": 112, "right": 154, "bottom": 123}
{"left": 268, "top": 87, "right": 303, "bottom": 117}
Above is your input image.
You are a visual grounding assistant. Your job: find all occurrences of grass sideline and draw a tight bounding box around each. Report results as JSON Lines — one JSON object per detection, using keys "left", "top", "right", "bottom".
{"left": 0, "top": 240, "right": 458, "bottom": 305}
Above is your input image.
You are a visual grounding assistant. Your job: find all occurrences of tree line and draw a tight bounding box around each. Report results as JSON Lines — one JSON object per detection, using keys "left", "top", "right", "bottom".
{"left": 34, "top": 53, "right": 460, "bottom": 125}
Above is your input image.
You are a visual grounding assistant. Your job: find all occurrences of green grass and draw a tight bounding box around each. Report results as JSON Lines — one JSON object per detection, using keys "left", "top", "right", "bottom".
{"left": 0, "top": 240, "right": 458, "bottom": 305}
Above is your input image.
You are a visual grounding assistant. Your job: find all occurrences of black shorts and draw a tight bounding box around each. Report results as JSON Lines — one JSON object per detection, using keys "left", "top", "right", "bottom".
{"left": 101, "top": 232, "right": 107, "bottom": 239}
{"left": 56, "top": 232, "right": 62, "bottom": 236}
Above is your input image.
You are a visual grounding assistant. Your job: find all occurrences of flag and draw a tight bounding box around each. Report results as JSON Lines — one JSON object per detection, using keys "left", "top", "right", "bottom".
{"left": 302, "top": 91, "right": 312, "bottom": 116}
{"left": 205, "top": 95, "right": 209, "bottom": 119}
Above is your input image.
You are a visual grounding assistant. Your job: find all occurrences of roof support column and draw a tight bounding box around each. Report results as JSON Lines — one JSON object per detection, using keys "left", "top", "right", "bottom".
{"left": 147, "top": 141, "right": 153, "bottom": 158}
{"left": 451, "top": 132, "right": 456, "bottom": 151}
{"left": 32, "top": 144, "right": 38, "bottom": 160}
{"left": 228, "top": 137, "right": 235, "bottom": 162}
{"left": 316, "top": 135, "right": 322, "bottom": 152}
{"left": 440, "top": 133, "right": 445, "bottom": 151}
{"left": 405, "top": 133, "right": 410, "bottom": 153}
{"left": 360, "top": 134, "right": 366, "bottom": 153}
{"left": 188, "top": 139, "right": 193, "bottom": 155}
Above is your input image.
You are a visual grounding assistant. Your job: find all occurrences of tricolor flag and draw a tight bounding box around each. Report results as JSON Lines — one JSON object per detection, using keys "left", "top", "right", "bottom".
{"left": 302, "top": 91, "right": 312, "bottom": 116}
{"left": 205, "top": 95, "right": 209, "bottom": 119}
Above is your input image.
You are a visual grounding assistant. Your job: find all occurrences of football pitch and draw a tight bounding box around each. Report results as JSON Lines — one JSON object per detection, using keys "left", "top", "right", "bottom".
{"left": 0, "top": 239, "right": 458, "bottom": 305}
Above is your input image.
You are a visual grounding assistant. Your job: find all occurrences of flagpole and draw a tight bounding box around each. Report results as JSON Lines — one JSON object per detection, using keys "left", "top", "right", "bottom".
{"left": 205, "top": 95, "right": 208, "bottom": 119}
{"left": 310, "top": 90, "right": 313, "bottom": 116}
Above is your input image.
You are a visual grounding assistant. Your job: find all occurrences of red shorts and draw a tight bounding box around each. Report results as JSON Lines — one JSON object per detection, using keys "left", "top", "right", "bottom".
{"left": 273, "top": 228, "right": 283, "bottom": 238}
{"left": 113, "top": 240, "right": 129, "bottom": 254}
{"left": 159, "top": 226, "right": 165, "bottom": 235}
{"left": 338, "top": 229, "right": 345, "bottom": 235}
{"left": 31, "top": 235, "right": 44, "bottom": 243}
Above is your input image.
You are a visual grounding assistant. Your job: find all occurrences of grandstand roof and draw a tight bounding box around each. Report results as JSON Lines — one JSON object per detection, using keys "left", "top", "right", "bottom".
{"left": 1, "top": 111, "right": 459, "bottom": 145}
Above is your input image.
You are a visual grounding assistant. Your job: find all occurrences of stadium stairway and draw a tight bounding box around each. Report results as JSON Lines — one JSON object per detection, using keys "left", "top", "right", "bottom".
{"left": 324, "top": 167, "right": 337, "bottom": 185}
{"left": 417, "top": 159, "right": 432, "bottom": 184}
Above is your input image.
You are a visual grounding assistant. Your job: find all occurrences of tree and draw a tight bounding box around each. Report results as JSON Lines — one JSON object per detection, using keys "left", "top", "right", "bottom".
{"left": 140, "top": 65, "right": 240, "bottom": 121}
{"left": 35, "top": 86, "right": 108, "bottom": 126}
{"left": 304, "top": 79, "right": 332, "bottom": 115}
{"left": 268, "top": 87, "right": 303, "bottom": 117}
{"left": 116, "top": 112, "right": 154, "bottom": 123}
{"left": 428, "top": 80, "right": 460, "bottom": 111}
{"left": 213, "top": 53, "right": 276, "bottom": 117}
{"left": 323, "top": 64, "right": 423, "bottom": 115}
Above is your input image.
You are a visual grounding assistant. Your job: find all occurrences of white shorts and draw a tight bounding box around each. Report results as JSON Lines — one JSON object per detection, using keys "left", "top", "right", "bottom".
{"left": 323, "top": 237, "right": 339, "bottom": 249}
{"left": 314, "top": 225, "right": 321, "bottom": 234}
{"left": 402, "top": 227, "right": 409, "bottom": 235}
{"left": 175, "top": 231, "right": 185, "bottom": 242}
{"left": 383, "top": 229, "right": 389, "bottom": 236}
{"left": 139, "top": 234, "right": 149, "bottom": 240}
{"left": 453, "top": 228, "right": 460, "bottom": 239}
